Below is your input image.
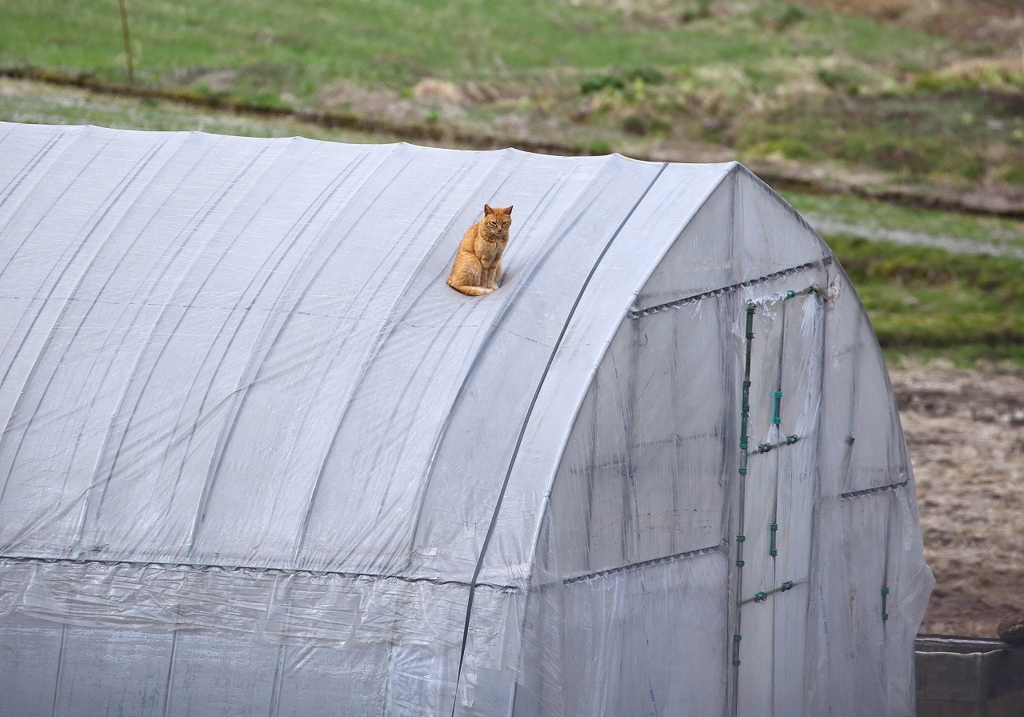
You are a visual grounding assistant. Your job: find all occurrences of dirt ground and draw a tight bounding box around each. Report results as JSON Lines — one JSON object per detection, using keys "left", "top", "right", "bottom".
{"left": 891, "top": 362, "right": 1024, "bottom": 636}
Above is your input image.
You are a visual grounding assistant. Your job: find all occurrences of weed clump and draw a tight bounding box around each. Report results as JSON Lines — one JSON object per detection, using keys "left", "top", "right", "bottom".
{"left": 581, "top": 67, "right": 664, "bottom": 95}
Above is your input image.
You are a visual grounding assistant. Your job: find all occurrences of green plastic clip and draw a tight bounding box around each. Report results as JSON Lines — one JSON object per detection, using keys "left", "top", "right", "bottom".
{"left": 773, "top": 391, "right": 782, "bottom": 425}
{"left": 780, "top": 581, "right": 794, "bottom": 592}
{"left": 786, "top": 290, "right": 796, "bottom": 299}
{"left": 754, "top": 591, "right": 768, "bottom": 603}
{"left": 758, "top": 442, "right": 771, "bottom": 453}
{"left": 882, "top": 586, "right": 890, "bottom": 622}
{"left": 786, "top": 434, "right": 798, "bottom": 445}
{"left": 770, "top": 523, "right": 778, "bottom": 557}
{"left": 735, "top": 559, "right": 745, "bottom": 567}
{"left": 732, "top": 634, "right": 742, "bottom": 666}
{"left": 738, "top": 467, "right": 747, "bottom": 475}
{"left": 745, "top": 306, "right": 756, "bottom": 339}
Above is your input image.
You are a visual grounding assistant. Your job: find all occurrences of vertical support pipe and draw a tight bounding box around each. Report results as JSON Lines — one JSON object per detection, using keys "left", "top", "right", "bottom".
{"left": 118, "top": 0, "right": 134, "bottom": 84}
{"left": 732, "top": 303, "right": 756, "bottom": 714}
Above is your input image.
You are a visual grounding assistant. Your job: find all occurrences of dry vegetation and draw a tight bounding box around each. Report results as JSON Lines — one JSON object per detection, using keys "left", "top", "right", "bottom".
{"left": 893, "top": 362, "right": 1024, "bottom": 636}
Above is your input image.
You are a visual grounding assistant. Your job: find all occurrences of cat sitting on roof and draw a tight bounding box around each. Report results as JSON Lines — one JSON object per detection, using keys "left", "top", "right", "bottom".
{"left": 446, "top": 204, "right": 512, "bottom": 296}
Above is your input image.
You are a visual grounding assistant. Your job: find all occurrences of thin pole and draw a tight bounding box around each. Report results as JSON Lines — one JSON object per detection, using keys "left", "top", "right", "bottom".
{"left": 118, "top": 0, "right": 134, "bottom": 83}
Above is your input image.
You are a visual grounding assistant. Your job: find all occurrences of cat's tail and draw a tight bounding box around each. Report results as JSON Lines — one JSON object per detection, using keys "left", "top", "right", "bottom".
{"left": 447, "top": 280, "right": 494, "bottom": 297}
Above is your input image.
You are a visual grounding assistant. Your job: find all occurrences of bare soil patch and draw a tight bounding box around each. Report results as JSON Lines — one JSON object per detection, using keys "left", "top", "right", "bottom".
{"left": 892, "top": 362, "right": 1024, "bottom": 636}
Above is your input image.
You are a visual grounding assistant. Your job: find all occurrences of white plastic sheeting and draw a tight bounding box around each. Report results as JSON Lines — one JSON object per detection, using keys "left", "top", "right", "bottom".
{"left": 0, "top": 122, "right": 933, "bottom": 716}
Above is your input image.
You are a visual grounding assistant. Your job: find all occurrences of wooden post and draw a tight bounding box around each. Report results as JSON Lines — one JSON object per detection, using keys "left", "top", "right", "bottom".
{"left": 118, "top": 0, "right": 134, "bottom": 83}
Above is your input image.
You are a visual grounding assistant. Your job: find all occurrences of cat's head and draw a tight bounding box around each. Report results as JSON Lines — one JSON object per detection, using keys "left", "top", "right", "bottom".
{"left": 483, "top": 204, "right": 512, "bottom": 236}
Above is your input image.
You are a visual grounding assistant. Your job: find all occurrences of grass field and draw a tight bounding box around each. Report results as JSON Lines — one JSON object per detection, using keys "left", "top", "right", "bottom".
{"left": 3, "top": 0, "right": 1023, "bottom": 184}
{"left": 0, "top": 0, "right": 952, "bottom": 85}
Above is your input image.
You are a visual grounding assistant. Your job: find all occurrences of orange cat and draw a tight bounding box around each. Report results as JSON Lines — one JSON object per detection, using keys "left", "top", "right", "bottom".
{"left": 446, "top": 204, "right": 513, "bottom": 296}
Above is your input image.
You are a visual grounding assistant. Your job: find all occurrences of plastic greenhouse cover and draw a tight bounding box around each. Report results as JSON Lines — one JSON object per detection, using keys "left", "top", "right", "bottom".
{"left": 0, "top": 122, "right": 932, "bottom": 717}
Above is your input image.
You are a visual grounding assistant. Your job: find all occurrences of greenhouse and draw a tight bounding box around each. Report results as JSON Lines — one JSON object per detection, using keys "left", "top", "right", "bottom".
{"left": 0, "top": 122, "right": 933, "bottom": 716}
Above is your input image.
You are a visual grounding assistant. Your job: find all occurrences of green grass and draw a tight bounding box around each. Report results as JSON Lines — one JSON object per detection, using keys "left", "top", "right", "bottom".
{"left": 825, "top": 235, "right": 1024, "bottom": 366}
{"left": 0, "top": 0, "right": 956, "bottom": 92}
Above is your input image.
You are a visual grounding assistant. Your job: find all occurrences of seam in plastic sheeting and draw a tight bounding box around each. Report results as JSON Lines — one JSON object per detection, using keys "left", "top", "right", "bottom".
{"left": 561, "top": 544, "right": 724, "bottom": 586}
{"left": 0, "top": 556, "right": 519, "bottom": 646}
{"left": 628, "top": 261, "right": 817, "bottom": 319}
{"left": 0, "top": 555, "right": 519, "bottom": 591}
{"left": 839, "top": 479, "right": 910, "bottom": 500}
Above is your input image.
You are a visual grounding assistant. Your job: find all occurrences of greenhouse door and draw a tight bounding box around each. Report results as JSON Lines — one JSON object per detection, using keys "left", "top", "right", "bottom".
{"left": 733, "top": 287, "right": 824, "bottom": 717}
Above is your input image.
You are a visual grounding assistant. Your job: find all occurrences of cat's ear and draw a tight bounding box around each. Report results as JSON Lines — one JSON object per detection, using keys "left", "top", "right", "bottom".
{"left": 505, "top": 205, "right": 513, "bottom": 215}
{"left": 484, "top": 204, "right": 494, "bottom": 216}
